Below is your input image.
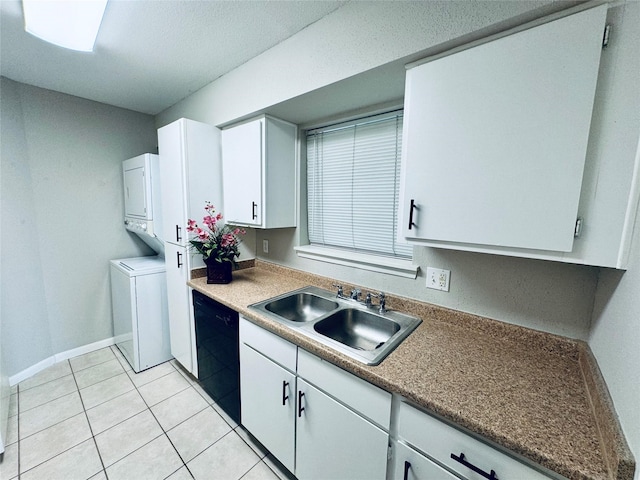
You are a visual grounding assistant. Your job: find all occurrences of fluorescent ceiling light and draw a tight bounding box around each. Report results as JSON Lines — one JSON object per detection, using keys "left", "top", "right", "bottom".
{"left": 23, "top": 0, "right": 108, "bottom": 52}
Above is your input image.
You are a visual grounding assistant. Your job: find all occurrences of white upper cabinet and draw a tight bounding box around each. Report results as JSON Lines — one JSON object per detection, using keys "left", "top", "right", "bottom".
{"left": 398, "top": 5, "right": 640, "bottom": 268}
{"left": 158, "top": 118, "right": 222, "bottom": 248}
{"left": 222, "top": 115, "right": 297, "bottom": 229}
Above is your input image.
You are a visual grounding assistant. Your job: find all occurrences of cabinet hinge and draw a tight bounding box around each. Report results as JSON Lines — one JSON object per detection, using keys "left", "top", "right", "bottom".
{"left": 574, "top": 217, "right": 583, "bottom": 238}
{"left": 602, "top": 24, "right": 611, "bottom": 48}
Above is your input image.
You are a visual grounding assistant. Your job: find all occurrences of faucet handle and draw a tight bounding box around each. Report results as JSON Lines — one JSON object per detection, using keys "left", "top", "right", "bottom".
{"left": 364, "top": 292, "right": 373, "bottom": 306}
{"left": 332, "top": 284, "right": 344, "bottom": 297}
{"left": 378, "top": 292, "right": 386, "bottom": 313}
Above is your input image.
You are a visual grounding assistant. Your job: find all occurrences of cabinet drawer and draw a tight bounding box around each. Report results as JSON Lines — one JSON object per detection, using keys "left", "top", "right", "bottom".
{"left": 297, "top": 349, "right": 391, "bottom": 429}
{"left": 394, "top": 441, "right": 458, "bottom": 480}
{"left": 398, "top": 402, "right": 554, "bottom": 480}
{"left": 239, "top": 317, "right": 296, "bottom": 372}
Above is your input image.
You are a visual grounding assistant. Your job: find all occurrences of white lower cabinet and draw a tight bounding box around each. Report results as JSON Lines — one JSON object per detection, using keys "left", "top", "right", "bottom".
{"left": 240, "top": 318, "right": 556, "bottom": 480}
{"left": 239, "top": 317, "right": 389, "bottom": 480}
{"left": 397, "top": 401, "right": 554, "bottom": 480}
{"left": 393, "top": 441, "right": 458, "bottom": 480}
{"left": 296, "top": 378, "right": 388, "bottom": 480}
{"left": 240, "top": 343, "right": 296, "bottom": 472}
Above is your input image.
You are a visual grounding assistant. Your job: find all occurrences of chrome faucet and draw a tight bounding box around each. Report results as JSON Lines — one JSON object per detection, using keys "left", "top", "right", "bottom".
{"left": 333, "top": 284, "right": 386, "bottom": 312}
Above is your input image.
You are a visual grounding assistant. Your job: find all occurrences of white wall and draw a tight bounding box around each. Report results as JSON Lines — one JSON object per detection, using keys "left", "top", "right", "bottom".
{"left": 0, "top": 77, "right": 157, "bottom": 377}
{"left": 590, "top": 200, "right": 640, "bottom": 480}
{"left": 156, "top": 0, "right": 565, "bottom": 128}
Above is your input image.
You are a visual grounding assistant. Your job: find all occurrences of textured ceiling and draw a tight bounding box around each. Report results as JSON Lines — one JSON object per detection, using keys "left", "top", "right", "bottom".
{"left": 0, "top": 0, "right": 346, "bottom": 114}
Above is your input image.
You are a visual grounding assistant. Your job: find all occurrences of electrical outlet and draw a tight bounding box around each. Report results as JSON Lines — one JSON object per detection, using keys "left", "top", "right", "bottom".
{"left": 426, "top": 267, "right": 450, "bottom": 292}
{"left": 262, "top": 239, "right": 269, "bottom": 254}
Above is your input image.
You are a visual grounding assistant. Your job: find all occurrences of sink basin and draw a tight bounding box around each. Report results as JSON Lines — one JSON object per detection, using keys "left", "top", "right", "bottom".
{"left": 249, "top": 286, "right": 422, "bottom": 365}
{"left": 314, "top": 309, "right": 400, "bottom": 351}
{"left": 264, "top": 293, "right": 339, "bottom": 323}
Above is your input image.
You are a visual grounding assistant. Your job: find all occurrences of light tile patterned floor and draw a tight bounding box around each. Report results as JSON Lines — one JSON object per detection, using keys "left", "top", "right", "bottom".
{"left": 0, "top": 346, "right": 294, "bottom": 480}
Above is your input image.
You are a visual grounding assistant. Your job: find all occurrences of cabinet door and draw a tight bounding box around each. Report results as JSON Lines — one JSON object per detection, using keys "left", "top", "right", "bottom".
{"left": 296, "top": 379, "right": 388, "bottom": 480}
{"left": 222, "top": 119, "right": 263, "bottom": 226}
{"left": 164, "top": 243, "right": 193, "bottom": 374}
{"left": 393, "top": 441, "right": 458, "bottom": 480}
{"left": 399, "top": 6, "right": 607, "bottom": 252}
{"left": 240, "top": 344, "right": 295, "bottom": 473}
{"left": 158, "top": 120, "right": 189, "bottom": 246}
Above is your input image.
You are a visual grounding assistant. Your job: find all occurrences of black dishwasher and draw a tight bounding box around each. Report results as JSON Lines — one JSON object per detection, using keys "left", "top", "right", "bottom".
{"left": 192, "top": 289, "right": 240, "bottom": 423}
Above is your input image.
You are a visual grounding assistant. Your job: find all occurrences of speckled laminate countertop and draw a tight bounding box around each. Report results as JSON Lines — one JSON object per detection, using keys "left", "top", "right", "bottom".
{"left": 188, "top": 261, "right": 634, "bottom": 480}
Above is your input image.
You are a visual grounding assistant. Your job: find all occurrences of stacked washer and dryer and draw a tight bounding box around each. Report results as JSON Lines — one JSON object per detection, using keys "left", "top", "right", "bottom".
{"left": 110, "top": 154, "right": 172, "bottom": 372}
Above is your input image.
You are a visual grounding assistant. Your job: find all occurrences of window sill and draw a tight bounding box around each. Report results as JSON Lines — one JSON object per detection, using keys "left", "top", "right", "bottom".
{"left": 294, "top": 245, "right": 419, "bottom": 279}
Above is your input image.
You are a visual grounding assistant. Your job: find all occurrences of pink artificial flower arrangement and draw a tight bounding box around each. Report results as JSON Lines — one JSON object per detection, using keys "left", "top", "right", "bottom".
{"left": 187, "top": 202, "right": 245, "bottom": 266}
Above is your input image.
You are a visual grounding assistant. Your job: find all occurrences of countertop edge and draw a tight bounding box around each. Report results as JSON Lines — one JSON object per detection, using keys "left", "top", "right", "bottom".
{"left": 580, "top": 347, "right": 636, "bottom": 480}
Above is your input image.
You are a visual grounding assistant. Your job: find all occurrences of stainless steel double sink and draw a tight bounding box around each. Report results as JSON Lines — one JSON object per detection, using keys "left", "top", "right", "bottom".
{"left": 249, "top": 286, "right": 422, "bottom": 365}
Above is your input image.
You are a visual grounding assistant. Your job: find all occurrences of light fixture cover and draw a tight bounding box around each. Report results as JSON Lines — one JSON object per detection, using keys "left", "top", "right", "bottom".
{"left": 23, "top": 0, "right": 108, "bottom": 52}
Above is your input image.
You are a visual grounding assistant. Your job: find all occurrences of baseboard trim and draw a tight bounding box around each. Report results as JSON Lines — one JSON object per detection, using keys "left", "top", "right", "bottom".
{"left": 9, "top": 337, "right": 116, "bottom": 386}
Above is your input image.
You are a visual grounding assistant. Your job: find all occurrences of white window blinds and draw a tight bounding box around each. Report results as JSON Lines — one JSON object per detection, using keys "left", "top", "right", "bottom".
{"left": 306, "top": 111, "right": 412, "bottom": 259}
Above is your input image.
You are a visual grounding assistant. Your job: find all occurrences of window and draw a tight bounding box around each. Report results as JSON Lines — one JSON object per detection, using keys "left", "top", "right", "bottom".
{"left": 298, "top": 110, "right": 414, "bottom": 276}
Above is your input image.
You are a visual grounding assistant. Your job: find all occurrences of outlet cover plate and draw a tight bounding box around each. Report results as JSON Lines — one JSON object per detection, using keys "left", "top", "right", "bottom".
{"left": 426, "top": 267, "right": 450, "bottom": 292}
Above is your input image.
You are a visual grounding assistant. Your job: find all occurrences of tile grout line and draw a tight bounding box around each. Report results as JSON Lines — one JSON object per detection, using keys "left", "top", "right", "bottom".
{"left": 141, "top": 359, "right": 258, "bottom": 479}
{"left": 75, "top": 363, "right": 129, "bottom": 391}
{"left": 19, "top": 352, "right": 124, "bottom": 416}
{"left": 181, "top": 428, "right": 256, "bottom": 479}
{"left": 17, "top": 374, "right": 77, "bottom": 415}
{"left": 80, "top": 348, "right": 177, "bottom": 477}
{"left": 79, "top": 359, "right": 181, "bottom": 413}
{"left": 17, "top": 361, "right": 102, "bottom": 478}
{"left": 69, "top": 355, "right": 119, "bottom": 375}
{"left": 173, "top": 363, "right": 278, "bottom": 470}
{"left": 70, "top": 359, "right": 109, "bottom": 480}
{"left": 104, "top": 360, "right": 196, "bottom": 478}
{"left": 14, "top": 349, "right": 271, "bottom": 480}
{"left": 15, "top": 353, "right": 120, "bottom": 478}
{"left": 140, "top": 360, "right": 237, "bottom": 479}
{"left": 17, "top": 391, "right": 84, "bottom": 441}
